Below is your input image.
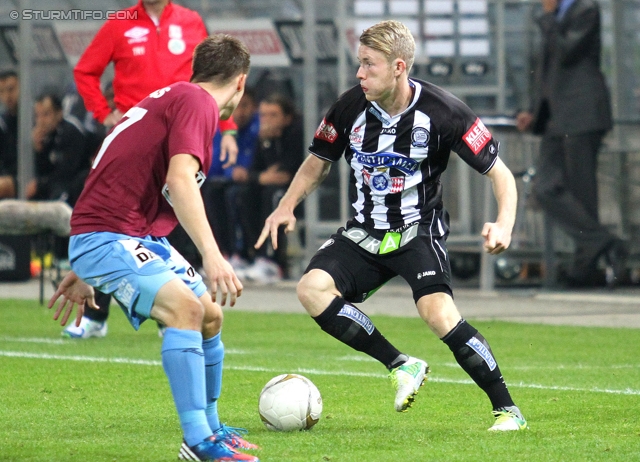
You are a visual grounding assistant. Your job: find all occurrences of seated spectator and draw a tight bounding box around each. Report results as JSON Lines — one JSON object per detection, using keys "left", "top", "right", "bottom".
{"left": 0, "top": 69, "right": 19, "bottom": 198}
{"left": 28, "top": 93, "right": 88, "bottom": 204}
{"left": 238, "top": 93, "right": 304, "bottom": 282}
{"left": 28, "top": 92, "right": 88, "bottom": 262}
{"left": 202, "top": 87, "right": 260, "bottom": 269}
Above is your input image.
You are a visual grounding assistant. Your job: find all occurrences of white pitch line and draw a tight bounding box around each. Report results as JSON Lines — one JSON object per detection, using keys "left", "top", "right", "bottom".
{"left": 0, "top": 336, "right": 67, "bottom": 345}
{"left": 0, "top": 350, "right": 160, "bottom": 366}
{"left": 3, "top": 338, "right": 636, "bottom": 370}
{"left": 440, "top": 361, "right": 640, "bottom": 370}
{"left": 2, "top": 350, "right": 640, "bottom": 396}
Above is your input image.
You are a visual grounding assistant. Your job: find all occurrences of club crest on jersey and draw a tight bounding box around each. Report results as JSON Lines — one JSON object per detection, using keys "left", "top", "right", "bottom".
{"left": 362, "top": 169, "right": 405, "bottom": 193}
{"left": 463, "top": 118, "right": 492, "bottom": 155}
{"left": 349, "top": 126, "right": 363, "bottom": 144}
{"left": 411, "top": 127, "right": 430, "bottom": 148}
{"left": 168, "top": 25, "right": 186, "bottom": 55}
{"left": 315, "top": 119, "right": 338, "bottom": 143}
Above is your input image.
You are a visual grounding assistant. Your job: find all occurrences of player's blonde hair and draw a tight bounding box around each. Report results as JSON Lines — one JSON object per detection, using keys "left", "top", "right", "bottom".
{"left": 359, "top": 20, "right": 415, "bottom": 73}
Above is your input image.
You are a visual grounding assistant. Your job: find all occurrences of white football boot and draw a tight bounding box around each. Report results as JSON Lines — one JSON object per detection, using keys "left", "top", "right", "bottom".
{"left": 389, "top": 357, "right": 429, "bottom": 411}
{"left": 62, "top": 316, "right": 107, "bottom": 339}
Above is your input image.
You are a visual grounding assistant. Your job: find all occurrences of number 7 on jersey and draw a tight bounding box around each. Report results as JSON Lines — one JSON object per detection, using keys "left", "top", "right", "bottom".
{"left": 92, "top": 106, "right": 148, "bottom": 169}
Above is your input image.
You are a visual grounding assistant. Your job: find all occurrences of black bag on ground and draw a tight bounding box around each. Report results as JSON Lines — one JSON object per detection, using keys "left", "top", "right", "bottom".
{"left": 0, "top": 234, "right": 31, "bottom": 281}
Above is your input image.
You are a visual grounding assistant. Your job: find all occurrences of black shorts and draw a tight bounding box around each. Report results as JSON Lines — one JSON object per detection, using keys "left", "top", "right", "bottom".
{"left": 305, "top": 209, "right": 453, "bottom": 304}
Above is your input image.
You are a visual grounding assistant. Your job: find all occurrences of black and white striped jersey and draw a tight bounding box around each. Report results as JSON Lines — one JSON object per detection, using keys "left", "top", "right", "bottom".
{"left": 309, "top": 78, "right": 499, "bottom": 231}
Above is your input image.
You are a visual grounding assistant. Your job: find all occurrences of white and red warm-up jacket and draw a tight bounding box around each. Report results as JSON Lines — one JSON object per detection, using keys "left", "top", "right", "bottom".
{"left": 74, "top": 0, "right": 236, "bottom": 131}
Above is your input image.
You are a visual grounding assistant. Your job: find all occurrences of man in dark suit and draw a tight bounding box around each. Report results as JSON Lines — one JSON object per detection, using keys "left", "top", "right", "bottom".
{"left": 516, "top": 0, "right": 626, "bottom": 286}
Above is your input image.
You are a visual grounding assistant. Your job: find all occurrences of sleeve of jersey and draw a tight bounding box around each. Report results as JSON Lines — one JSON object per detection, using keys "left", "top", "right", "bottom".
{"left": 308, "top": 101, "right": 348, "bottom": 163}
{"left": 167, "top": 91, "right": 216, "bottom": 168}
{"left": 219, "top": 116, "right": 237, "bottom": 133}
{"left": 73, "top": 23, "right": 115, "bottom": 124}
{"left": 450, "top": 110, "right": 499, "bottom": 175}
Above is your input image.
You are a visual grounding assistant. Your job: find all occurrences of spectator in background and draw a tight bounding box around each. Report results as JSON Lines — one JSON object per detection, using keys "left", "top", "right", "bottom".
{"left": 28, "top": 92, "right": 89, "bottom": 264}
{"left": 66, "top": 0, "right": 240, "bottom": 338}
{"left": 239, "top": 93, "right": 304, "bottom": 283}
{"left": 0, "top": 69, "right": 19, "bottom": 198}
{"left": 203, "top": 87, "right": 260, "bottom": 269}
{"left": 516, "top": 0, "right": 626, "bottom": 287}
{"left": 28, "top": 93, "right": 87, "bottom": 204}
{"left": 73, "top": 0, "right": 239, "bottom": 157}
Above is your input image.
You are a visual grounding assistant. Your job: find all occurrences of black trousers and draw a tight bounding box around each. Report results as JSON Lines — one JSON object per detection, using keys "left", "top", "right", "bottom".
{"left": 240, "top": 183, "right": 289, "bottom": 277}
{"left": 532, "top": 130, "right": 615, "bottom": 277}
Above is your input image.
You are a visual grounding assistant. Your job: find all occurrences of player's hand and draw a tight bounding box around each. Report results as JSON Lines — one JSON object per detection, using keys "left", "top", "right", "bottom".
{"left": 203, "top": 254, "right": 243, "bottom": 307}
{"left": 481, "top": 222, "right": 512, "bottom": 255}
{"left": 103, "top": 109, "right": 124, "bottom": 128}
{"left": 220, "top": 133, "right": 239, "bottom": 169}
{"left": 255, "top": 207, "right": 296, "bottom": 251}
{"left": 48, "top": 271, "right": 98, "bottom": 327}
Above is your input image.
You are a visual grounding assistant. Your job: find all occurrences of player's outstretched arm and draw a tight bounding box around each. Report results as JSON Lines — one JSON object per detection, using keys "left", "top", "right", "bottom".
{"left": 255, "top": 154, "right": 331, "bottom": 250}
{"left": 166, "top": 154, "right": 242, "bottom": 307}
{"left": 482, "top": 157, "right": 517, "bottom": 255}
{"left": 48, "top": 270, "right": 98, "bottom": 328}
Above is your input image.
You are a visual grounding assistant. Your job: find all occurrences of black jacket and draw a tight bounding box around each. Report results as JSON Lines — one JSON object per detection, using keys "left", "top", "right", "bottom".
{"left": 530, "top": 0, "right": 612, "bottom": 136}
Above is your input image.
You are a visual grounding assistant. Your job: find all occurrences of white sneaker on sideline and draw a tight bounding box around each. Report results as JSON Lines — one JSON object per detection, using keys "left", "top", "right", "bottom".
{"left": 241, "top": 257, "right": 282, "bottom": 284}
{"left": 62, "top": 316, "right": 107, "bottom": 339}
{"left": 228, "top": 254, "right": 250, "bottom": 271}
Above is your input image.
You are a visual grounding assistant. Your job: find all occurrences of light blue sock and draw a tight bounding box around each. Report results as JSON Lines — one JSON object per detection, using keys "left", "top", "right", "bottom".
{"left": 203, "top": 333, "right": 224, "bottom": 432}
{"left": 161, "top": 328, "right": 211, "bottom": 447}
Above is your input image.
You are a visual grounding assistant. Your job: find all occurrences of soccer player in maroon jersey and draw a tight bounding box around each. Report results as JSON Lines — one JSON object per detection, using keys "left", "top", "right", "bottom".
{"left": 256, "top": 20, "right": 527, "bottom": 432}
{"left": 49, "top": 35, "right": 260, "bottom": 461}
{"left": 68, "top": 0, "right": 240, "bottom": 339}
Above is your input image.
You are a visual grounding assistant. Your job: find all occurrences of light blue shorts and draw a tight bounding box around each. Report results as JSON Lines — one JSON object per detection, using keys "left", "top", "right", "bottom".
{"left": 69, "top": 232, "right": 207, "bottom": 330}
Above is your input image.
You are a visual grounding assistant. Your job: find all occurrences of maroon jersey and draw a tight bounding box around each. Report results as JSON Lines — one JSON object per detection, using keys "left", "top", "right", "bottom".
{"left": 71, "top": 82, "right": 218, "bottom": 237}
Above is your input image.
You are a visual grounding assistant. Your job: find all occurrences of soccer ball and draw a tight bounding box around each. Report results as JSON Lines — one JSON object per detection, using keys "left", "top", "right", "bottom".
{"left": 258, "top": 374, "right": 322, "bottom": 432}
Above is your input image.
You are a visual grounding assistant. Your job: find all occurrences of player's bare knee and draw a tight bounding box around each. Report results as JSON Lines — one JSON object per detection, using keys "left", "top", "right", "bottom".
{"left": 417, "top": 292, "right": 461, "bottom": 337}
{"left": 201, "top": 298, "right": 223, "bottom": 337}
{"left": 297, "top": 270, "right": 337, "bottom": 309}
{"left": 174, "top": 297, "right": 205, "bottom": 330}
{"left": 297, "top": 271, "right": 321, "bottom": 304}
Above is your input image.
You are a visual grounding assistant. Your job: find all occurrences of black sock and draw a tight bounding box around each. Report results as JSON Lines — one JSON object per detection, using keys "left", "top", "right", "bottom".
{"left": 313, "top": 297, "right": 407, "bottom": 369}
{"left": 441, "top": 319, "right": 514, "bottom": 410}
{"left": 84, "top": 290, "right": 111, "bottom": 323}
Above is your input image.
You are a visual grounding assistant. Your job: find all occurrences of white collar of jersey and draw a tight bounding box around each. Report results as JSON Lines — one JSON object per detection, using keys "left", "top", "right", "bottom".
{"left": 370, "top": 79, "right": 422, "bottom": 124}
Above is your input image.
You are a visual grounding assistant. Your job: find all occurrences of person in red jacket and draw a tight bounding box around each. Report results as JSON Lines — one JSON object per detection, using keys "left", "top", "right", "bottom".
{"left": 66, "top": 0, "right": 240, "bottom": 340}
{"left": 74, "top": 0, "right": 238, "bottom": 156}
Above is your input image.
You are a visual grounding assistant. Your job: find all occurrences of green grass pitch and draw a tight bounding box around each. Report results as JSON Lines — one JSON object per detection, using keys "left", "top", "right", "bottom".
{"left": 1, "top": 298, "right": 639, "bottom": 461}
